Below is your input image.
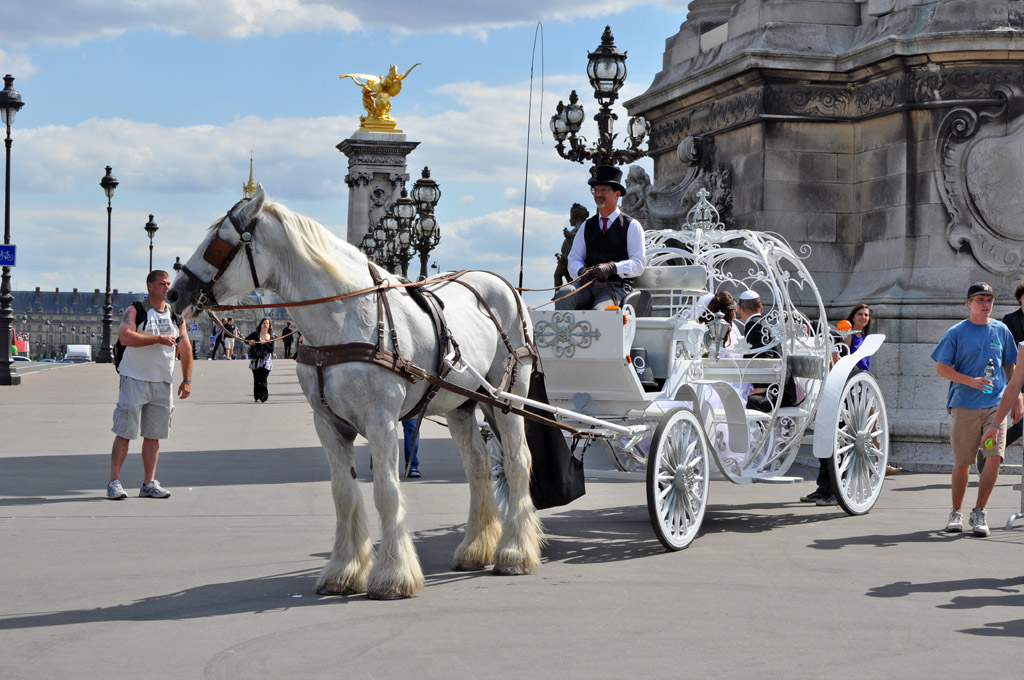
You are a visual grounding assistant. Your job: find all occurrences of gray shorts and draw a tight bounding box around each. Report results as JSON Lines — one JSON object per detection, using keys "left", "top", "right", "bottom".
{"left": 112, "top": 375, "right": 174, "bottom": 440}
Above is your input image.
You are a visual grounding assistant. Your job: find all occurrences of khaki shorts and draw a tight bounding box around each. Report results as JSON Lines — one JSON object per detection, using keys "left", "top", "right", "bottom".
{"left": 224, "top": 337, "right": 235, "bottom": 350}
{"left": 950, "top": 406, "right": 1005, "bottom": 466}
{"left": 112, "top": 375, "right": 173, "bottom": 440}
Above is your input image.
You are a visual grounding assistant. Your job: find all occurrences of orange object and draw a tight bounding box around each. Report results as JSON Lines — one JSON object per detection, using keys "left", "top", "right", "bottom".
{"left": 837, "top": 320, "right": 852, "bottom": 331}
{"left": 604, "top": 305, "right": 620, "bottom": 311}
{"left": 626, "top": 354, "right": 632, "bottom": 363}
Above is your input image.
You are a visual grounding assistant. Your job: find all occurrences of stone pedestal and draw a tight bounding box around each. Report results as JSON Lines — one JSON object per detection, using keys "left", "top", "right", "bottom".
{"left": 336, "top": 130, "right": 419, "bottom": 245}
{"left": 626, "top": 0, "right": 1024, "bottom": 469}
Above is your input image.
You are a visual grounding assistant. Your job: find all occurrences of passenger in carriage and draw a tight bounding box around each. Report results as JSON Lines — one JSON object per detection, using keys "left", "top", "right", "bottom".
{"left": 736, "top": 291, "right": 798, "bottom": 412}
{"left": 554, "top": 165, "right": 646, "bottom": 311}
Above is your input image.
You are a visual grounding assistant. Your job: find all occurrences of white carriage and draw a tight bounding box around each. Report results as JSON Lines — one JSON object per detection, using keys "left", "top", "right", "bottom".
{"left": 516, "top": 189, "right": 890, "bottom": 550}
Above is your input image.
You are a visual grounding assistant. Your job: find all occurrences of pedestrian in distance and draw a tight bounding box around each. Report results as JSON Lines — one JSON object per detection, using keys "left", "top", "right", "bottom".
{"left": 107, "top": 270, "right": 193, "bottom": 500}
{"left": 931, "top": 282, "right": 1017, "bottom": 537}
{"left": 245, "top": 317, "right": 275, "bottom": 403}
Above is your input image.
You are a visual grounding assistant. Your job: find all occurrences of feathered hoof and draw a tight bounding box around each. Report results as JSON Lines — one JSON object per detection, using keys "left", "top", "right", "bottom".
{"left": 492, "top": 563, "right": 530, "bottom": 576}
{"left": 366, "top": 587, "right": 414, "bottom": 600}
{"left": 451, "top": 560, "right": 489, "bottom": 572}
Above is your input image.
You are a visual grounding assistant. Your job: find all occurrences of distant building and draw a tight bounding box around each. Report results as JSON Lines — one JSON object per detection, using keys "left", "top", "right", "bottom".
{"left": 10, "top": 286, "right": 292, "bottom": 359}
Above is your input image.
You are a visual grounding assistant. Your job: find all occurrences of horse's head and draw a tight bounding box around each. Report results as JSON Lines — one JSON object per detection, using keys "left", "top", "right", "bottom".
{"left": 168, "top": 186, "right": 267, "bottom": 318}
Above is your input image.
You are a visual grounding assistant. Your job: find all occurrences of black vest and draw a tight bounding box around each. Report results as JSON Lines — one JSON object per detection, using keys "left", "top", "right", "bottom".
{"left": 582, "top": 212, "right": 633, "bottom": 282}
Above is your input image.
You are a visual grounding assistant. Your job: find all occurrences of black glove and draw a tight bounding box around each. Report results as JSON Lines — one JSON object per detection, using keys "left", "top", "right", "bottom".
{"left": 592, "top": 262, "right": 618, "bottom": 281}
{"left": 577, "top": 267, "right": 595, "bottom": 282}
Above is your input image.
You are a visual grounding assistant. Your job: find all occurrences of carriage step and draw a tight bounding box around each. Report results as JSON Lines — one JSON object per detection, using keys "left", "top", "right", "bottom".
{"left": 747, "top": 475, "right": 804, "bottom": 484}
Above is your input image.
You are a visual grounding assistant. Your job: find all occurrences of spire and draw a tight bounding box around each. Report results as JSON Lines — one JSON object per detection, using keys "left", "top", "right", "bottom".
{"left": 242, "top": 151, "right": 257, "bottom": 198}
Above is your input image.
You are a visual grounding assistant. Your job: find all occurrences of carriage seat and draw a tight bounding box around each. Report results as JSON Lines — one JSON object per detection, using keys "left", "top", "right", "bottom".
{"left": 623, "top": 265, "right": 708, "bottom": 321}
{"left": 631, "top": 265, "right": 708, "bottom": 296}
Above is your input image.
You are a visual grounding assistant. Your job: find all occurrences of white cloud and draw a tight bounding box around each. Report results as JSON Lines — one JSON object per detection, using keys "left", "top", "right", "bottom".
{"left": 0, "top": 50, "right": 36, "bottom": 79}
{"left": 0, "top": 0, "right": 679, "bottom": 44}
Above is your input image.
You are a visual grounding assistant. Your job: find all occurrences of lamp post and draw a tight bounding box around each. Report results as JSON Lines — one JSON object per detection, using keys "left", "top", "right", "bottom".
{"left": 144, "top": 214, "right": 158, "bottom": 272}
{"left": 58, "top": 321, "right": 65, "bottom": 357}
{"left": 97, "top": 166, "right": 118, "bottom": 363}
{"left": 549, "top": 26, "right": 649, "bottom": 168}
{"left": 0, "top": 74, "right": 25, "bottom": 385}
{"left": 410, "top": 167, "right": 442, "bottom": 280}
{"left": 44, "top": 319, "right": 50, "bottom": 358}
{"left": 360, "top": 168, "right": 443, "bottom": 280}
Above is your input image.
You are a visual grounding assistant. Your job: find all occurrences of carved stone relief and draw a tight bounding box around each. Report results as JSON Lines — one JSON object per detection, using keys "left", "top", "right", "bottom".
{"left": 643, "top": 135, "right": 733, "bottom": 230}
{"left": 937, "top": 83, "right": 1024, "bottom": 274}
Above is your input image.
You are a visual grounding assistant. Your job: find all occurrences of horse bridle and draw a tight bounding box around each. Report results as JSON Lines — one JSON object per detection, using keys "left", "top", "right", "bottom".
{"left": 177, "top": 199, "right": 262, "bottom": 310}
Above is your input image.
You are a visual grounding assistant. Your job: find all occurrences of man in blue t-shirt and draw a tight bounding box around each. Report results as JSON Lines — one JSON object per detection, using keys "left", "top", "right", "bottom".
{"left": 931, "top": 282, "right": 1017, "bottom": 537}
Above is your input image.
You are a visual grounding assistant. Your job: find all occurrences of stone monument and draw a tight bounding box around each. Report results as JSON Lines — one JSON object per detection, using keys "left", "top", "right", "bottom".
{"left": 626, "top": 0, "right": 1024, "bottom": 468}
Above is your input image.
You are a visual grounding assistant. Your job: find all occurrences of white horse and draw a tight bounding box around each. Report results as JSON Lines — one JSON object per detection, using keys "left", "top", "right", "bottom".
{"left": 168, "top": 186, "right": 543, "bottom": 599}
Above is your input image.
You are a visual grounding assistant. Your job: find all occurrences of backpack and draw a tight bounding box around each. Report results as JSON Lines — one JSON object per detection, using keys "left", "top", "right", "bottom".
{"left": 113, "top": 301, "right": 183, "bottom": 372}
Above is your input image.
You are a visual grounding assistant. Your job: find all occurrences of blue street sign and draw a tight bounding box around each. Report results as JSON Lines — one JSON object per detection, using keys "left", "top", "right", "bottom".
{"left": 0, "top": 244, "right": 14, "bottom": 266}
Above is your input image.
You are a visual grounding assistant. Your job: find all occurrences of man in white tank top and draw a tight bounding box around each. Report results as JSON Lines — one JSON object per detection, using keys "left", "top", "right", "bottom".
{"left": 106, "top": 270, "right": 194, "bottom": 500}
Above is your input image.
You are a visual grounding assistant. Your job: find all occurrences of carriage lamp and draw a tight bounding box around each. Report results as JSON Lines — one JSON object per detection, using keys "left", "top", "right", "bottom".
{"left": 97, "top": 166, "right": 119, "bottom": 364}
{"left": 704, "top": 311, "right": 731, "bottom": 360}
{"left": 1, "top": 74, "right": 26, "bottom": 385}
{"left": 550, "top": 27, "right": 648, "bottom": 167}
{"left": 144, "top": 214, "right": 158, "bottom": 272}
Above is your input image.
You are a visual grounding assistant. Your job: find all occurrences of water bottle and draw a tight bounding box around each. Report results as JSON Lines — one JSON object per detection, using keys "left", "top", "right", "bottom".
{"left": 983, "top": 358, "right": 995, "bottom": 394}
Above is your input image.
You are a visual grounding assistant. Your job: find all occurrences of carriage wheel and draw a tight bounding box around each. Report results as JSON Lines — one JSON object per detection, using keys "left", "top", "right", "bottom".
{"left": 829, "top": 371, "right": 889, "bottom": 516}
{"left": 483, "top": 423, "right": 510, "bottom": 517}
{"left": 646, "top": 407, "right": 711, "bottom": 551}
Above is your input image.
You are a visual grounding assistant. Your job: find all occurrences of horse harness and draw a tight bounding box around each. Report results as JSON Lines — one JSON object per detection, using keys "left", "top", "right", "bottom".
{"left": 177, "top": 200, "right": 262, "bottom": 311}
{"left": 296, "top": 263, "right": 540, "bottom": 427}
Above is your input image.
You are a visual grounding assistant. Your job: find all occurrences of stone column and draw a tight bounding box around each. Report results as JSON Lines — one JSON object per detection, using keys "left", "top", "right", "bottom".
{"left": 337, "top": 131, "right": 420, "bottom": 246}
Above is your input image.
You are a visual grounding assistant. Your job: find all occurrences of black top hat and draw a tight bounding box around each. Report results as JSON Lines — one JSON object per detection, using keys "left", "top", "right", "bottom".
{"left": 589, "top": 165, "right": 625, "bottom": 195}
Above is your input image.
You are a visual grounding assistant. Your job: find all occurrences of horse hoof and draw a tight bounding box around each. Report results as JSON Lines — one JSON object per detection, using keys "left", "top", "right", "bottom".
{"left": 451, "top": 561, "right": 487, "bottom": 572}
{"left": 492, "top": 564, "right": 528, "bottom": 576}
{"left": 316, "top": 583, "right": 359, "bottom": 596}
{"left": 366, "top": 588, "right": 411, "bottom": 601}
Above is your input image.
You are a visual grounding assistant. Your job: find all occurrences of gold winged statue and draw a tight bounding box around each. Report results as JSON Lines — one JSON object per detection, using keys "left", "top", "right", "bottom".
{"left": 340, "top": 63, "right": 421, "bottom": 132}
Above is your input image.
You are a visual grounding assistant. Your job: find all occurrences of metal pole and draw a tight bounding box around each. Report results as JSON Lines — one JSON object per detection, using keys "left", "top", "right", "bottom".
{"left": 0, "top": 117, "right": 19, "bottom": 384}
{"left": 97, "top": 196, "right": 114, "bottom": 363}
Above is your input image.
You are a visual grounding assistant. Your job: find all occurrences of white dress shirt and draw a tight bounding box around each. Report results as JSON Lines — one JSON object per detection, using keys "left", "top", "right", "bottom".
{"left": 566, "top": 207, "right": 647, "bottom": 279}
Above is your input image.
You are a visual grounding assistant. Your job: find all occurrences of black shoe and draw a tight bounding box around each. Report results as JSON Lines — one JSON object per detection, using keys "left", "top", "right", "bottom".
{"left": 407, "top": 468, "right": 421, "bottom": 478}
{"left": 816, "top": 494, "right": 839, "bottom": 507}
{"left": 800, "top": 490, "right": 826, "bottom": 503}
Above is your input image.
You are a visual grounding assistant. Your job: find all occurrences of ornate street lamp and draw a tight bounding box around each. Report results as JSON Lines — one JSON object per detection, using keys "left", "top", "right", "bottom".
{"left": 410, "top": 167, "right": 442, "bottom": 280}
{"left": 0, "top": 74, "right": 25, "bottom": 385}
{"left": 97, "top": 166, "right": 119, "bottom": 363}
{"left": 144, "top": 214, "right": 158, "bottom": 271}
{"left": 391, "top": 188, "right": 417, "bottom": 278}
{"left": 172, "top": 256, "right": 182, "bottom": 273}
{"left": 549, "top": 26, "right": 649, "bottom": 168}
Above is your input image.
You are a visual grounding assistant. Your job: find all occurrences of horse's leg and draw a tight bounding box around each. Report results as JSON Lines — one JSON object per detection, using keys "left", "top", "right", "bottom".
{"left": 446, "top": 403, "right": 502, "bottom": 571}
{"left": 311, "top": 411, "right": 374, "bottom": 596}
{"left": 491, "top": 403, "right": 544, "bottom": 576}
{"left": 364, "top": 417, "right": 424, "bottom": 599}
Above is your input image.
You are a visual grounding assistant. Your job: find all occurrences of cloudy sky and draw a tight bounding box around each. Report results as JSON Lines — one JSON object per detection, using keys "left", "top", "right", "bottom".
{"left": 1, "top": 0, "right": 689, "bottom": 307}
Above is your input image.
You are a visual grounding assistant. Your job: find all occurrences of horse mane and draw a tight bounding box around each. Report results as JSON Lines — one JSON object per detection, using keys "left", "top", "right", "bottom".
{"left": 262, "top": 202, "right": 356, "bottom": 285}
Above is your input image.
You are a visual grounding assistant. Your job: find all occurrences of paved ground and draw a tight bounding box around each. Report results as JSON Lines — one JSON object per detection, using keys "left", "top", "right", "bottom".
{"left": 2, "top": 360, "right": 1023, "bottom": 679}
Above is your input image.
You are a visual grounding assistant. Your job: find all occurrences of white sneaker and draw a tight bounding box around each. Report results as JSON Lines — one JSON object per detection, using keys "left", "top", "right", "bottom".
{"left": 945, "top": 509, "right": 963, "bottom": 533}
{"left": 106, "top": 480, "right": 127, "bottom": 500}
{"left": 969, "top": 508, "right": 990, "bottom": 537}
{"left": 139, "top": 480, "right": 171, "bottom": 498}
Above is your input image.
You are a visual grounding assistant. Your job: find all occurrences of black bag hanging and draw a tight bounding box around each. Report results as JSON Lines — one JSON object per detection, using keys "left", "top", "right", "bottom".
{"left": 525, "top": 369, "right": 585, "bottom": 510}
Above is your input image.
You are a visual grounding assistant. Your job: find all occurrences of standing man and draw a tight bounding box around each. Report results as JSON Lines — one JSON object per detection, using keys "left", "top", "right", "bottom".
{"left": 223, "top": 317, "right": 237, "bottom": 360}
{"left": 1000, "top": 280, "right": 1024, "bottom": 445}
{"left": 281, "top": 321, "right": 294, "bottom": 360}
{"left": 554, "top": 165, "right": 646, "bottom": 310}
{"left": 106, "top": 270, "right": 193, "bottom": 500}
{"left": 931, "top": 282, "right": 1016, "bottom": 536}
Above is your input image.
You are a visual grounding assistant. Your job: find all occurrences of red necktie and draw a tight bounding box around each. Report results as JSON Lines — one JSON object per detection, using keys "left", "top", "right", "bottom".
{"left": 601, "top": 217, "right": 609, "bottom": 233}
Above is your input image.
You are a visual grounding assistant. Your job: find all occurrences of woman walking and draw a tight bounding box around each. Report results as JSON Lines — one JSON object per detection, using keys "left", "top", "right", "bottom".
{"left": 245, "top": 318, "right": 275, "bottom": 403}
